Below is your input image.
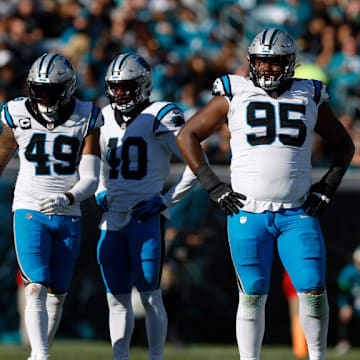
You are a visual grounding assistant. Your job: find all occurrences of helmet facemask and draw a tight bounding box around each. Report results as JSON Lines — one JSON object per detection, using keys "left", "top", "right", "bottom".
{"left": 105, "top": 79, "right": 143, "bottom": 113}
{"left": 249, "top": 54, "right": 295, "bottom": 91}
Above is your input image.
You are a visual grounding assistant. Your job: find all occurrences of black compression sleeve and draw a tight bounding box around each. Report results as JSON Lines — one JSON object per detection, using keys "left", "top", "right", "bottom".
{"left": 320, "top": 165, "right": 347, "bottom": 196}
{"left": 195, "top": 164, "right": 222, "bottom": 192}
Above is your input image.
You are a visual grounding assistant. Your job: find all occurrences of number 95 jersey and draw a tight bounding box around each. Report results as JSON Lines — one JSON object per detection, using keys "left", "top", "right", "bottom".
{"left": 213, "top": 75, "right": 329, "bottom": 213}
{"left": 0, "top": 97, "right": 103, "bottom": 215}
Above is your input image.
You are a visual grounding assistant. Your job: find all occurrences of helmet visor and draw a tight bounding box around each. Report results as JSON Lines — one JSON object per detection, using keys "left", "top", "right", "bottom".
{"left": 28, "top": 82, "right": 67, "bottom": 106}
{"left": 106, "top": 80, "right": 138, "bottom": 105}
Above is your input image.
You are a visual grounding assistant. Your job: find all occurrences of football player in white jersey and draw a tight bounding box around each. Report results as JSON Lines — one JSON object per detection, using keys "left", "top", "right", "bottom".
{"left": 95, "top": 53, "right": 198, "bottom": 360}
{"left": 0, "top": 53, "right": 103, "bottom": 360}
{"left": 176, "top": 29, "right": 355, "bottom": 360}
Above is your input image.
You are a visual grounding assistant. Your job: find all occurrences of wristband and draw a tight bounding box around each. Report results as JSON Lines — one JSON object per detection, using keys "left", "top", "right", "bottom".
{"left": 195, "top": 164, "right": 222, "bottom": 192}
{"left": 65, "top": 192, "right": 75, "bottom": 205}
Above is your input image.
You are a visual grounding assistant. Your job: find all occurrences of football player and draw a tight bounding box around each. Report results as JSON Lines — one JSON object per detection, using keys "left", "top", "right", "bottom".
{"left": 0, "top": 53, "right": 103, "bottom": 360}
{"left": 176, "top": 28, "right": 355, "bottom": 360}
{"left": 96, "top": 53, "right": 198, "bottom": 360}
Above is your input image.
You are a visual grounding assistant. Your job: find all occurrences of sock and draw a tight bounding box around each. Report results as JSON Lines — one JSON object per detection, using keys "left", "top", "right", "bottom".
{"left": 298, "top": 292, "right": 329, "bottom": 360}
{"left": 236, "top": 293, "right": 267, "bottom": 360}
{"left": 107, "top": 292, "right": 134, "bottom": 360}
{"left": 47, "top": 292, "right": 67, "bottom": 345}
{"left": 24, "top": 283, "right": 49, "bottom": 360}
{"left": 140, "top": 289, "right": 168, "bottom": 360}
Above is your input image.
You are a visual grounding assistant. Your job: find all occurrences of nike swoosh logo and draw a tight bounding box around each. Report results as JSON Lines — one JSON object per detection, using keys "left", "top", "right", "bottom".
{"left": 72, "top": 218, "right": 80, "bottom": 222}
{"left": 300, "top": 215, "right": 309, "bottom": 219}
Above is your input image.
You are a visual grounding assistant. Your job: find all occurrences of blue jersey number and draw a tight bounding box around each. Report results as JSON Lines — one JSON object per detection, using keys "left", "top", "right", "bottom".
{"left": 247, "top": 102, "right": 306, "bottom": 147}
{"left": 107, "top": 136, "right": 147, "bottom": 180}
{"left": 25, "top": 133, "right": 80, "bottom": 175}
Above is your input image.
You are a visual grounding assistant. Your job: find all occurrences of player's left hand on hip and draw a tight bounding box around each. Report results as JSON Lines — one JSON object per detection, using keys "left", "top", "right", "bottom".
{"left": 132, "top": 195, "right": 166, "bottom": 223}
{"left": 39, "top": 194, "right": 71, "bottom": 215}
{"left": 302, "top": 181, "right": 333, "bottom": 217}
{"left": 209, "top": 183, "right": 246, "bottom": 216}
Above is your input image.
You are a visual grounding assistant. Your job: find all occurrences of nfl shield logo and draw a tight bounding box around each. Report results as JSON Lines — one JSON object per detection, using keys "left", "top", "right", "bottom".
{"left": 47, "top": 122, "right": 55, "bottom": 130}
{"left": 240, "top": 216, "right": 247, "bottom": 224}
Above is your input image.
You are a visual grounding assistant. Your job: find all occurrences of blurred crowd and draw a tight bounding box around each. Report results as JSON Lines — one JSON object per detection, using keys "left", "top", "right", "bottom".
{"left": 0, "top": 0, "right": 360, "bottom": 166}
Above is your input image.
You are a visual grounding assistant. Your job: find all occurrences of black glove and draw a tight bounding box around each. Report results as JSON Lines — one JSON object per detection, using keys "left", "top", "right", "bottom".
{"left": 302, "top": 181, "right": 334, "bottom": 217}
{"left": 209, "top": 182, "right": 246, "bottom": 216}
{"left": 195, "top": 164, "right": 246, "bottom": 216}
{"left": 132, "top": 195, "right": 166, "bottom": 223}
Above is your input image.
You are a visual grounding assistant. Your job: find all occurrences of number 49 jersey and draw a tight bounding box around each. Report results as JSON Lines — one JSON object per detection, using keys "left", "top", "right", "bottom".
{"left": 0, "top": 97, "right": 103, "bottom": 215}
{"left": 99, "top": 101, "right": 184, "bottom": 213}
{"left": 213, "top": 75, "right": 329, "bottom": 213}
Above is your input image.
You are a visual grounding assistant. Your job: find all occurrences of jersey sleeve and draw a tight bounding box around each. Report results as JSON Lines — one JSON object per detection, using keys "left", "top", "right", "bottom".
{"left": 86, "top": 103, "right": 103, "bottom": 135}
{"left": 1, "top": 102, "right": 16, "bottom": 128}
{"left": 153, "top": 103, "right": 185, "bottom": 136}
{"left": 212, "top": 75, "right": 233, "bottom": 102}
{"left": 312, "top": 80, "right": 329, "bottom": 105}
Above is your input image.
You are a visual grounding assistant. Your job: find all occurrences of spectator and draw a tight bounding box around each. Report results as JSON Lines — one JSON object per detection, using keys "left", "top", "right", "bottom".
{"left": 336, "top": 246, "right": 360, "bottom": 355}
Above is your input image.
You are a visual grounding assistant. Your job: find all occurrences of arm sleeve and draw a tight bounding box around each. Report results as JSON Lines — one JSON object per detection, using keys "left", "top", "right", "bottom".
{"left": 95, "top": 158, "right": 108, "bottom": 196}
{"left": 156, "top": 131, "right": 199, "bottom": 207}
{"left": 68, "top": 154, "right": 100, "bottom": 203}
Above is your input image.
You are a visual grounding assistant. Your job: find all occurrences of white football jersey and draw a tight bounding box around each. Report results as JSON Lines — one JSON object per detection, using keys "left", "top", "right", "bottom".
{"left": 98, "top": 101, "right": 187, "bottom": 225}
{"left": 0, "top": 97, "right": 103, "bottom": 215}
{"left": 213, "top": 75, "right": 329, "bottom": 213}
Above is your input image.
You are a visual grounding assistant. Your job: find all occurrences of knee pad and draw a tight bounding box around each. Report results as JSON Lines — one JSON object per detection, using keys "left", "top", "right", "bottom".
{"left": 250, "top": 278, "right": 268, "bottom": 294}
{"left": 238, "top": 293, "right": 267, "bottom": 320}
{"left": 292, "top": 269, "right": 324, "bottom": 293}
{"left": 242, "top": 276, "right": 268, "bottom": 295}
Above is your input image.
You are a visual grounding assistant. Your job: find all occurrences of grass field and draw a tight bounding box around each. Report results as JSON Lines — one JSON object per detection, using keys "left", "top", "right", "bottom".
{"left": 0, "top": 341, "right": 359, "bottom": 360}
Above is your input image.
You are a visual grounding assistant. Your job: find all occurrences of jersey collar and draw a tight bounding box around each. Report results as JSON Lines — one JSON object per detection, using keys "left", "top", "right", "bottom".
{"left": 25, "top": 99, "right": 75, "bottom": 130}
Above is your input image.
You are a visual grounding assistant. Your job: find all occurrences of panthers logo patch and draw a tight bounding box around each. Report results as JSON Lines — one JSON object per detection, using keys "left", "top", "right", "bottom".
{"left": 171, "top": 115, "right": 185, "bottom": 127}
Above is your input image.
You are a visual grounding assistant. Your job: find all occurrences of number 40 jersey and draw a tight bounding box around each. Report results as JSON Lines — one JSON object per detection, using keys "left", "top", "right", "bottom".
{"left": 213, "top": 75, "right": 329, "bottom": 213}
{"left": 0, "top": 97, "right": 103, "bottom": 215}
{"left": 98, "top": 101, "right": 186, "bottom": 215}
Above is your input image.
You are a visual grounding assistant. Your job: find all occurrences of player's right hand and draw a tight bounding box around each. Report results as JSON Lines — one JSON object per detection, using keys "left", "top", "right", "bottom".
{"left": 209, "top": 183, "right": 246, "bottom": 216}
{"left": 39, "top": 194, "right": 70, "bottom": 215}
{"left": 95, "top": 190, "right": 108, "bottom": 212}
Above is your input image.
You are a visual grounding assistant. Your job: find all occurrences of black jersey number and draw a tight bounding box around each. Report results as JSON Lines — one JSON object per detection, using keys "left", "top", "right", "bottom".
{"left": 25, "top": 133, "right": 80, "bottom": 175}
{"left": 107, "top": 137, "right": 147, "bottom": 180}
{"left": 247, "top": 102, "right": 306, "bottom": 147}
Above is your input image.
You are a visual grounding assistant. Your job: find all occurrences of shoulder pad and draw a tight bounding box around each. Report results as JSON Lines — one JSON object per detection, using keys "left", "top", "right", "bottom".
{"left": 153, "top": 103, "right": 184, "bottom": 134}
{"left": 212, "top": 75, "right": 233, "bottom": 99}
{"left": 312, "top": 79, "right": 329, "bottom": 104}
{"left": 1, "top": 102, "right": 15, "bottom": 128}
{"left": 0, "top": 98, "right": 27, "bottom": 128}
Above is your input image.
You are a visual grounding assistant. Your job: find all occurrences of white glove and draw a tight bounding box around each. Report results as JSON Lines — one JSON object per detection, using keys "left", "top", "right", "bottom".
{"left": 39, "top": 194, "right": 71, "bottom": 215}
